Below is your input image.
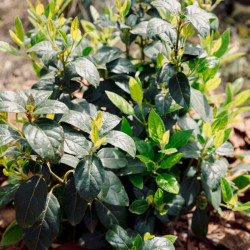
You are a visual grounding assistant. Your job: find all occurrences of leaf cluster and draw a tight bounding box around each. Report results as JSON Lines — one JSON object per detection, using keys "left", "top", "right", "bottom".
{"left": 0, "top": 0, "right": 249, "bottom": 249}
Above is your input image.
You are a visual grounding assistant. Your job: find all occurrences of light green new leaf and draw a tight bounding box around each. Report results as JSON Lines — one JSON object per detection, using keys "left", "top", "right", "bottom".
{"left": 106, "top": 91, "right": 135, "bottom": 116}
{"left": 221, "top": 177, "right": 232, "bottom": 202}
{"left": 129, "top": 77, "right": 143, "bottom": 103}
{"left": 156, "top": 174, "right": 179, "bottom": 194}
{"left": 234, "top": 90, "right": 250, "bottom": 107}
{"left": 154, "top": 188, "right": 164, "bottom": 207}
{"left": 213, "top": 29, "right": 230, "bottom": 58}
{"left": 205, "top": 78, "right": 221, "bottom": 91}
{"left": 148, "top": 109, "right": 165, "bottom": 142}
{"left": 0, "top": 41, "right": 21, "bottom": 56}
{"left": 0, "top": 221, "right": 23, "bottom": 247}
{"left": 14, "top": 17, "right": 25, "bottom": 42}
{"left": 161, "top": 153, "right": 184, "bottom": 169}
{"left": 213, "top": 130, "right": 225, "bottom": 148}
{"left": 203, "top": 122, "right": 212, "bottom": 138}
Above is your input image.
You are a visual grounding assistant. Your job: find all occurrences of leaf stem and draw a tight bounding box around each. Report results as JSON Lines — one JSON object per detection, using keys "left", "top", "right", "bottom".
{"left": 47, "top": 162, "right": 65, "bottom": 184}
{"left": 50, "top": 183, "right": 63, "bottom": 194}
{"left": 133, "top": 114, "right": 145, "bottom": 126}
{"left": 64, "top": 169, "right": 74, "bottom": 183}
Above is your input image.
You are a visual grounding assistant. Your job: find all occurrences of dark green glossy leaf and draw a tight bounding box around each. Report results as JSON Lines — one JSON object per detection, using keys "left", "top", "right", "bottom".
{"left": 134, "top": 214, "right": 155, "bottom": 234}
{"left": 42, "top": 51, "right": 58, "bottom": 67}
{"left": 130, "top": 21, "right": 148, "bottom": 36}
{"left": 190, "top": 88, "right": 213, "bottom": 123}
{"left": 110, "top": 74, "right": 131, "bottom": 94}
{"left": 105, "top": 131, "right": 136, "bottom": 157}
{"left": 186, "top": 5, "right": 215, "bottom": 38}
{"left": 146, "top": 18, "right": 173, "bottom": 37}
{"left": 64, "top": 177, "right": 87, "bottom": 226}
{"left": 0, "top": 125, "right": 21, "bottom": 147}
{"left": 79, "top": 232, "right": 107, "bottom": 249}
{"left": 156, "top": 174, "right": 179, "bottom": 194}
{"left": 157, "top": 63, "right": 176, "bottom": 84}
{"left": 144, "top": 41, "right": 170, "bottom": 61}
{"left": 63, "top": 126, "right": 90, "bottom": 157}
{"left": 75, "top": 156, "right": 105, "bottom": 202}
{"left": 129, "top": 174, "right": 143, "bottom": 190}
{"left": 106, "top": 225, "right": 132, "bottom": 250}
{"left": 151, "top": 0, "right": 181, "bottom": 15}
{"left": 64, "top": 58, "right": 100, "bottom": 87}
{"left": 178, "top": 115, "right": 200, "bottom": 138}
{"left": 231, "top": 163, "right": 250, "bottom": 172}
{"left": 95, "top": 200, "right": 127, "bottom": 228}
{"left": 155, "top": 93, "right": 172, "bottom": 115}
{"left": 23, "top": 119, "right": 64, "bottom": 163}
{"left": 0, "top": 91, "right": 26, "bottom": 113}
{"left": 201, "top": 161, "right": 224, "bottom": 191}
{"left": 33, "top": 100, "right": 69, "bottom": 114}
{"left": 98, "top": 148, "right": 127, "bottom": 169}
{"left": 169, "top": 73, "right": 190, "bottom": 109}
{"left": 102, "top": 171, "right": 129, "bottom": 206}
{"left": 15, "top": 176, "right": 47, "bottom": 228}
{"left": 101, "top": 112, "right": 121, "bottom": 134}
{"left": 69, "top": 99, "right": 97, "bottom": 116}
{"left": 60, "top": 110, "right": 91, "bottom": 133}
{"left": 0, "top": 184, "right": 20, "bottom": 210}
{"left": 59, "top": 154, "right": 79, "bottom": 168}
{"left": 107, "top": 58, "right": 136, "bottom": 74}
{"left": 19, "top": 90, "right": 52, "bottom": 105}
{"left": 216, "top": 142, "right": 234, "bottom": 156}
{"left": 139, "top": 237, "right": 174, "bottom": 250}
{"left": 84, "top": 208, "right": 98, "bottom": 234}
{"left": 115, "top": 159, "right": 147, "bottom": 176}
{"left": 129, "top": 200, "right": 149, "bottom": 215}
{"left": 94, "top": 46, "right": 123, "bottom": 65}
{"left": 180, "top": 177, "right": 200, "bottom": 206}
{"left": 23, "top": 193, "right": 60, "bottom": 250}
{"left": 27, "top": 41, "right": 53, "bottom": 55}
{"left": 191, "top": 207, "right": 209, "bottom": 237}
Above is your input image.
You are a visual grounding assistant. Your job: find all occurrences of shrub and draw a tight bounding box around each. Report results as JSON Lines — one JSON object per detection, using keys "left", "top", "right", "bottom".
{"left": 0, "top": 0, "right": 249, "bottom": 249}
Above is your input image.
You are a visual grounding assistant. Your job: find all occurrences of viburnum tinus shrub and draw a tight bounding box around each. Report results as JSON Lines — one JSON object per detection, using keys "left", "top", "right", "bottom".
{"left": 0, "top": 0, "right": 249, "bottom": 249}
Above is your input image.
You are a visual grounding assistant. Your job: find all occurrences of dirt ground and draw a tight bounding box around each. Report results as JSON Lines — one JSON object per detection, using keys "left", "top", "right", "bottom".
{"left": 0, "top": 0, "right": 249, "bottom": 250}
